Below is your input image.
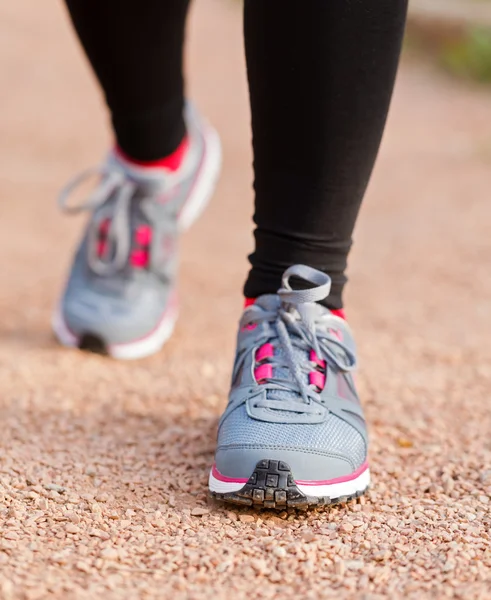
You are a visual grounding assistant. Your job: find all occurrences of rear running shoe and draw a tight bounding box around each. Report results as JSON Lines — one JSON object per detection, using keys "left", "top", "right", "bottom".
{"left": 53, "top": 105, "right": 221, "bottom": 360}
{"left": 209, "top": 265, "right": 369, "bottom": 509}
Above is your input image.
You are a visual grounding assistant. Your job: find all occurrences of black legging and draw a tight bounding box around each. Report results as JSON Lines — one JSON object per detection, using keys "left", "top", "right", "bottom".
{"left": 64, "top": 0, "right": 408, "bottom": 309}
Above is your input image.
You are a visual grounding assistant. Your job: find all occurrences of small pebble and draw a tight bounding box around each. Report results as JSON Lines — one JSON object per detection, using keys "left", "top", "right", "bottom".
{"left": 66, "top": 524, "right": 79, "bottom": 534}
{"left": 239, "top": 515, "right": 255, "bottom": 524}
{"left": 100, "top": 547, "right": 119, "bottom": 560}
{"left": 346, "top": 560, "right": 364, "bottom": 571}
{"left": 272, "top": 546, "right": 287, "bottom": 558}
{"left": 443, "top": 560, "right": 456, "bottom": 572}
{"left": 397, "top": 438, "right": 413, "bottom": 448}
{"left": 191, "top": 507, "right": 210, "bottom": 517}
{"left": 43, "top": 484, "right": 66, "bottom": 494}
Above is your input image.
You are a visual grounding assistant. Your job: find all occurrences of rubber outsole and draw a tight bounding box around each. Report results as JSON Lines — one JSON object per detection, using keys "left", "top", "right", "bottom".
{"left": 78, "top": 333, "right": 108, "bottom": 355}
{"left": 210, "top": 459, "right": 369, "bottom": 510}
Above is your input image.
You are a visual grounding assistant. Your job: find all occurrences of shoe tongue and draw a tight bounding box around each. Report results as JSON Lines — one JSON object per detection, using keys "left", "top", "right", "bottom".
{"left": 255, "top": 294, "right": 330, "bottom": 405}
{"left": 253, "top": 294, "right": 281, "bottom": 312}
{"left": 255, "top": 293, "right": 329, "bottom": 321}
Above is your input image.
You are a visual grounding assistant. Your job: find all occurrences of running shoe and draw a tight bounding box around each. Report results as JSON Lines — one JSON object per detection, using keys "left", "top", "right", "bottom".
{"left": 53, "top": 105, "right": 221, "bottom": 359}
{"left": 209, "top": 265, "right": 369, "bottom": 509}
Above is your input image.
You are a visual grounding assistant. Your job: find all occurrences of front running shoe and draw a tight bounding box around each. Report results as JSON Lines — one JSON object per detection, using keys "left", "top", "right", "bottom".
{"left": 209, "top": 265, "right": 369, "bottom": 509}
{"left": 52, "top": 105, "right": 221, "bottom": 360}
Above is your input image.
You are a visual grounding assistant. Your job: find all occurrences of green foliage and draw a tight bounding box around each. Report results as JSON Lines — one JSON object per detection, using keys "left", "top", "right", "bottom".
{"left": 440, "top": 27, "right": 491, "bottom": 82}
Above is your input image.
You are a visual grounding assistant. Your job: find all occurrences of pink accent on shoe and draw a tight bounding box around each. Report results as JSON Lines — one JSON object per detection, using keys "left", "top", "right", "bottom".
{"left": 115, "top": 137, "right": 190, "bottom": 173}
{"left": 309, "top": 349, "right": 326, "bottom": 370}
{"left": 130, "top": 249, "right": 149, "bottom": 268}
{"left": 256, "top": 343, "right": 274, "bottom": 362}
{"left": 241, "top": 299, "right": 258, "bottom": 330}
{"left": 135, "top": 225, "right": 152, "bottom": 246}
{"left": 254, "top": 363, "right": 273, "bottom": 383}
{"left": 211, "top": 460, "right": 369, "bottom": 486}
{"left": 99, "top": 218, "right": 110, "bottom": 236}
{"left": 295, "top": 461, "right": 369, "bottom": 486}
{"left": 211, "top": 464, "right": 248, "bottom": 484}
{"left": 329, "top": 328, "right": 343, "bottom": 342}
{"left": 309, "top": 370, "right": 326, "bottom": 390}
{"left": 330, "top": 308, "right": 346, "bottom": 320}
{"left": 337, "top": 376, "right": 353, "bottom": 401}
{"left": 97, "top": 240, "right": 108, "bottom": 258}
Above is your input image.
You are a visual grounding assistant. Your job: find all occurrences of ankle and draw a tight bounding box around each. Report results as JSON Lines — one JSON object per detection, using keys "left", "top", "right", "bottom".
{"left": 115, "top": 136, "right": 189, "bottom": 173}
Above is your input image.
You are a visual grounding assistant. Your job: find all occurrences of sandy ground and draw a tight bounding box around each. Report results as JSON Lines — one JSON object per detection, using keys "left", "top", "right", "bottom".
{"left": 1, "top": 0, "right": 491, "bottom": 598}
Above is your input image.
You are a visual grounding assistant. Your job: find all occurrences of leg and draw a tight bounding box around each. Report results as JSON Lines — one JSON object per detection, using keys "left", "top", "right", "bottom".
{"left": 65, "top": 0, "right": 190, "bottom": 161}
{"left": 244, "top": 0, "right": 408, "bottom": 309}
{"left": 210, "top": 0, "right": 407, "bottom": 507}
{"left": 54, "top": 0, "right": 222, "bottom": 358}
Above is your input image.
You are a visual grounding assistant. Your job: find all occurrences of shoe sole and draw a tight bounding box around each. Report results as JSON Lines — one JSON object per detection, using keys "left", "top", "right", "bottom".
{"left": 52, "top": 122, "right": 222, "bottom": 360}
{"left": 209, "top": 459, "right": 370, "bottom": 510}
{"left": 52, "top": 293, "right": 179, "bottom": 360}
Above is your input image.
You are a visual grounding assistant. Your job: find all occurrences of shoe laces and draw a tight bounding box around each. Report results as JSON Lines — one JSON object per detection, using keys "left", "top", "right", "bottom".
{"left": 240, "top": 265, "right": 357, "bottom": 411}
{"left": 58, "top": 165, "right": 154, "bottom": 276}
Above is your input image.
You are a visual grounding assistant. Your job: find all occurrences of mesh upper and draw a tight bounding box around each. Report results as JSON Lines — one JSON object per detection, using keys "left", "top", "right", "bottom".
{"left": 218, "top": 404, "right": 366, "bottom": 469}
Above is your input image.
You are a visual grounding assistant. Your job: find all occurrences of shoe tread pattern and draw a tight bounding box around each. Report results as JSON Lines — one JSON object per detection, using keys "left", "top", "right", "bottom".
{"left": 211, "top": 459, "right": 368, "bottom": 510}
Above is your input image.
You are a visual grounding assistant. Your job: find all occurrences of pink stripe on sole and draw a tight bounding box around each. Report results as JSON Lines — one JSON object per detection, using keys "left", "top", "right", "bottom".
{"left": 211, "top": 464, "right": 248, "bottom": 484}
{"left": 211, "top": 461, "right": 369, "bottom": 487}
{"left": 295, "top": 461, "right": 369, "bottom": 486}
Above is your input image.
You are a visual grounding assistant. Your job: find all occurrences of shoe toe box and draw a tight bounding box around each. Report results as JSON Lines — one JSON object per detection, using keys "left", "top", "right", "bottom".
{"left": 215, "top": 404, "right": 367, "bottom": 483}
{"left": 61, "top": 282, "right": 171, "bottom": 346}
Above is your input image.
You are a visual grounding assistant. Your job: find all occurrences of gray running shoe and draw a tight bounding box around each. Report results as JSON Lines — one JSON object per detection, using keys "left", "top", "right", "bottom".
{"left": 209, "top": 265, "right": 369, "bottom": 509}
{"left": 53, "top": 106, "right": 221, "bottom": 359}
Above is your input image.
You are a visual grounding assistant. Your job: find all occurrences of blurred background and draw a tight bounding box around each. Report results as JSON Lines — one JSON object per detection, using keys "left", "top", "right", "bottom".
{"left": 0, "top": 1, "right": 490, "bottom": 598}
{"left": 408, "top": 0, "right": 491, "bottom": 82}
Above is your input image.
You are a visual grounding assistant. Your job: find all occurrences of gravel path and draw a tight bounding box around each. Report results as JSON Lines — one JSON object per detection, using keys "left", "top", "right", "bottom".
{"left": 1, "top": 0, "right": 491, "bottom": 598}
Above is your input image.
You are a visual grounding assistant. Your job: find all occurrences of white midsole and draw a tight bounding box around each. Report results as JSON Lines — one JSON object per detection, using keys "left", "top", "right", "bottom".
{"left": 209, "top": 467, "right": 370, "bottom": 499}
{"left": 53, "top": 123, "right": 221, "bottom": 360}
